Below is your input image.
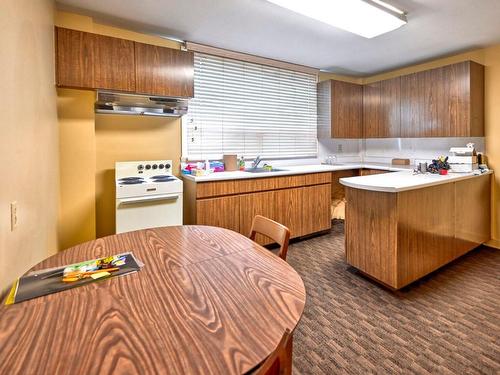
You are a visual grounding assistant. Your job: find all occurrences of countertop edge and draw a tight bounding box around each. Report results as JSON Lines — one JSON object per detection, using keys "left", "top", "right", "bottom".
{"left": 340, "top": 170, "right": 493, "bottom": 193}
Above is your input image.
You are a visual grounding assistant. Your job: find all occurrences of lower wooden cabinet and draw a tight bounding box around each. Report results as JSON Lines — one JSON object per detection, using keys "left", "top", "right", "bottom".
{"left": 240, "top": 191, "right": 275, "bottom": 243}
{"left": 184, "top": 173, "right": 333, "bottom": 246}
{"left": 274, "top": 187, "right": 303, "bottom": 239}
{"left": 196, "top": 196, "right": 240, "bottom": 233}
{"left": 301, "top": 184, "right": 331, "bottom": 235}
{"left": 345, "top": 173, "right": 491, "bottom": 289}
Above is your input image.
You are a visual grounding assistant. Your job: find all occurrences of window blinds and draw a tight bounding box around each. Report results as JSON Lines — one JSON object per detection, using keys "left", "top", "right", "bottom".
{"left": 183, "top": 53, "right": 318, "bottom": 160}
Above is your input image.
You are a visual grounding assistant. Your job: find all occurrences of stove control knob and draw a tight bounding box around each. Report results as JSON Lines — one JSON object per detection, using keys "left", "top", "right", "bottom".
{"left": 145, "top": 164, "right": 151, "bottom": 170}
{"left": 137, "top": 164, "right": 144, "bottom": 171}
{"left": 165, "top": 163, "right": 171, "bottom": 169}
{"left": 159, "top": 164, "right": 164, "bottom": 169}
{"left": 152, "top": 164, "right": 158, "bottom": 169}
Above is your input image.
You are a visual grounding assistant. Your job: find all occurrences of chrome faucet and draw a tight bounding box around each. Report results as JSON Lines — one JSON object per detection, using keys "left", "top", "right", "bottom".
{"left": 252, "top": 155, "right": 263, "bottom": 169}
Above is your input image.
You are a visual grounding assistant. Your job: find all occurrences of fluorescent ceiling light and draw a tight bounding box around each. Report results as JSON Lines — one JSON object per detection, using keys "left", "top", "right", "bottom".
{"left": 266, "top": 0, "right": 407, "bottom": 38}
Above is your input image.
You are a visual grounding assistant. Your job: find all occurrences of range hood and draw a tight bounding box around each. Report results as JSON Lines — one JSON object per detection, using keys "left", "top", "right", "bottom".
{"left": 95, "top": 91, "right": 189, "bottom": 117}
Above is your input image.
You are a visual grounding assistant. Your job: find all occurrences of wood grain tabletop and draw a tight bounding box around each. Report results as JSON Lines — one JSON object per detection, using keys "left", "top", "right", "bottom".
{"left": 0, "top": 226, "right": 306, "bottom": 375}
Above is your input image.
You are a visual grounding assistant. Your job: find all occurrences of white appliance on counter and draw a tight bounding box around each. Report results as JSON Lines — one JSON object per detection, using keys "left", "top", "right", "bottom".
{"left": 449, "top": 144, "right": 478, "bottom": 173}
{"left": 115, "top": 160, "right": 183, "bottom": 234}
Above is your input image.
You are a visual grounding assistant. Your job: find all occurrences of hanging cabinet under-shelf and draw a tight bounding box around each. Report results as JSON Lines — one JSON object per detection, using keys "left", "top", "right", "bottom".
{"left": 55, "top": 27, "right": 194, "bottom": 97}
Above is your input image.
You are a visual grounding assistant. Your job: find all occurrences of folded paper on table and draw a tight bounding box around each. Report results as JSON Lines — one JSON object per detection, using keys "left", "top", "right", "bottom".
{"left": 4, "top": 252, "right": 143, "bottom": 305}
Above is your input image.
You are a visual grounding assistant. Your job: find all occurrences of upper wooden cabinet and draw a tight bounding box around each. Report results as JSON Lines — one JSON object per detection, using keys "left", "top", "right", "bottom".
{"left": 93, "top": 34, "right": 135, "bottom": 92}
{"left": 135, "top": 43, "right": 194, "bottom": 97}
{"left": 318, "top": 80, "right": 363, "bottom": 138}
{"left": 320, "top": 61, "right": 484, "bottom": 139}
{"left": 400, "top": 61, "right": 484, "bottom": 137}
{"left": 56, "top": 27, "right": 94, "bottom": 89}
{"left": 55, "top": 27, "right": 194, "bottom": 97}
{"left": 363, "top": 77, "right": 401, "bottom": 138}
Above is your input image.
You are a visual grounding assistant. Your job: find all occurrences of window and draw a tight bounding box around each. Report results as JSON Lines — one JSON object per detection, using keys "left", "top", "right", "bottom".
{"left": 182, "top": 53, "right": 318, "bottom": 160}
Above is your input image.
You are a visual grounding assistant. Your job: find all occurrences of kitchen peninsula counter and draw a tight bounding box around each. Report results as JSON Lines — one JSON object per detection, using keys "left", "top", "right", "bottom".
{"left": 340, "top": 170, "right": 493, "bottom": 192}
{"left": 340, "top": 171, "right": 492, "bottom": 289}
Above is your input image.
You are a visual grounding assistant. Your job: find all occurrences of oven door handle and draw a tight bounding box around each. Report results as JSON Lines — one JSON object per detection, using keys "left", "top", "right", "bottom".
{"left": 118, "top": 194, "right": 180, "bottom": 205}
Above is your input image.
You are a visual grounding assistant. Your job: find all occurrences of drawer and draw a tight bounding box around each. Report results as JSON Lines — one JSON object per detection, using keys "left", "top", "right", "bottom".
{"left": 196, "top": 180, "right": 238, "bottom": 198}
{"left": 304, "top": 172, "right": 332, "bottom": 185}
{"left": 274, "top": 175, "right": 306, "bottom": 189}
{"left": 234, "top": 177, "right": 277, "bottom": 194}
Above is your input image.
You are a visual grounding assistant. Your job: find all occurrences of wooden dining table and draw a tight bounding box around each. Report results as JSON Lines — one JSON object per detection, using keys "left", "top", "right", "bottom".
{"left": 0, "top": 226, "right": 306, "bottom": 375}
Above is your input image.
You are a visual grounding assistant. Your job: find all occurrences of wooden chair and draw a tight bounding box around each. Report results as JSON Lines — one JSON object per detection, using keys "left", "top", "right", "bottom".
{"left": 249, "top": 215, "right": 291, "bottom": 261}
{"left": 253, "top": 329, "right": 293, "bottom": 375}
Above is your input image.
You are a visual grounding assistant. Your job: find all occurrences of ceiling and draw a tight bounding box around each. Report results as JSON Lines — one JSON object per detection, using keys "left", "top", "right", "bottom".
{"left": 56, "top": 0, "right": 500, "bottom": 76}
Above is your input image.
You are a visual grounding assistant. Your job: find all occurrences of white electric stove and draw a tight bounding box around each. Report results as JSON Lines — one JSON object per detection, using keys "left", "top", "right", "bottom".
{"left": 115, "top": 160, "right": 183, "bottom": 233}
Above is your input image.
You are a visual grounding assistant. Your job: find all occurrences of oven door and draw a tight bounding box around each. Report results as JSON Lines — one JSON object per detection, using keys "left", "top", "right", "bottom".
{"left": 115, "top": 193, "right": 183, "bottom": 234}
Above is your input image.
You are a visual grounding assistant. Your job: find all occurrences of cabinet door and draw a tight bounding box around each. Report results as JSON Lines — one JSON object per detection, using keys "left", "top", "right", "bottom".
{"left": 401, "top": 61, "right": 483, "bottom": 137}
{"left": 468, "top": 61, "right": 485, "bottom": 137}
{"left": 379, "top": 77, "right": 401, "bottom": 137}
{"left": 196, "top": 196, "right": 239, "bottom": 232}
{"left": 401, "top": 72, "right": 418, "bottom": 137}
{"left": 94, "top": 34, "right": 135, "bottom": 92}
{"left": 332, "top": 80, "right": 363, "bottom": 138}
{"left": 135, "top": 43, "right": 194, "bottom": 97}
{"left": 56, "top": 27, "right": 94, "bottom": 88}
{"left": 440, "top": 62, "right": 470, "bottom": 137}
{"left": 401, "top": 67, "right": 452, "bottom": 137}
{"left": 274, "top": 188, "right": 302, "bottom": 238}
{"left": 240, "top": 191, "right": 275, "bottom": 245}
{"left": 301, "top": 184, "right": 332, "bottom": 235}
{"left": 363, "top": 81, "right": 381, "bottom": 138}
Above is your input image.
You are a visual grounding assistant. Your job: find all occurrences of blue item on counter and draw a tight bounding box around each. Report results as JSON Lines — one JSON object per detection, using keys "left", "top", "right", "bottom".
{"left": 210, "top": 161, "right": 225, "bottom": 172}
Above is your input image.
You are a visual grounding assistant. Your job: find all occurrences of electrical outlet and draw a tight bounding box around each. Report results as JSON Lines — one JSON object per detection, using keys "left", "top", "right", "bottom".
{"left": 10, "top": 201, "right": 17, "bottom": 231}
{"left": 337, "top": 144, "right": 343, "bottom": 153}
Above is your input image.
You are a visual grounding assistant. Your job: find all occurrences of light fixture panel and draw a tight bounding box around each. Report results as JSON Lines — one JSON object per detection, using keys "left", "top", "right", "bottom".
{"left": 266, "top": 0, "right": 407, "bottom": 38}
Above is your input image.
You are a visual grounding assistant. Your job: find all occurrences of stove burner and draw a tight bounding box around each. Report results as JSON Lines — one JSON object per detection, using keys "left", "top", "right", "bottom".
{"left": 118, "top": 176, "right": 146, "bottom": 185}
{"left": 151, "top": 175, "right": 175, "bottom": 182}
{"left": 119, "top": 180, "right": 145, "bottom": 185}
{"left": 119, "top": 177, "right": 144, "bottom": 181}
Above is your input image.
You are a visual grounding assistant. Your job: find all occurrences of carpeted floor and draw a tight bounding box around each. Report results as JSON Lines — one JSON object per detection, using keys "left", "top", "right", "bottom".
{"left": 286, "top": 221, "right": 500, "bottom": 374}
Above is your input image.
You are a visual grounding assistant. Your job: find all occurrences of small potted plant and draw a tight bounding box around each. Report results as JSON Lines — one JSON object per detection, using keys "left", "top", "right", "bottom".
{"left": 427, "top": 156, "right": 451, "bottom": 175}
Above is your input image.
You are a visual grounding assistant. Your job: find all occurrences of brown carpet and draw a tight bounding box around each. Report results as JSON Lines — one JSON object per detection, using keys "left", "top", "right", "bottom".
{"left": 286, "top": 221, "right": 500, "bottom": 374}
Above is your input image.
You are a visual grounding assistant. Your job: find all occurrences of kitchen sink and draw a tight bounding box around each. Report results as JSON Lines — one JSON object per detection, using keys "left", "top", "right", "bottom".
{"left": 245, "top": 168, "right": 288, "bottom": 173}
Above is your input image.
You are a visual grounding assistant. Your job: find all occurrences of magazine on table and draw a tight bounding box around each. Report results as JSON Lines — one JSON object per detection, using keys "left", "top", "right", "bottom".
{"left": 4, "top": 252, "right": 143, "bottom": 305}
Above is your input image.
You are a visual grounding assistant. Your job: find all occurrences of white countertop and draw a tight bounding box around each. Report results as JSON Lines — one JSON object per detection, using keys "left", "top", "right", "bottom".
{"left": 181, "top": 162, "right": 414, "bottom": 182}
{"left": 340, "top": 170, "right": 493, "bottom": 193}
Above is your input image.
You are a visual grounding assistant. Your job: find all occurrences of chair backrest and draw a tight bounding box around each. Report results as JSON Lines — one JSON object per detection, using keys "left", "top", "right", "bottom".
{"left": 249, "top": 215, "right": 291, "bottom": 260}
{"left": 254, "top": 329, "right": 292, "bottom": 375}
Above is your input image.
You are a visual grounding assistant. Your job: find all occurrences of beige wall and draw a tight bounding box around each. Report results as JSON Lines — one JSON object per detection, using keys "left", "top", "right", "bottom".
{"left": 57, "top": 89, "right": 96, "bottom": 249}
{"left": 55, "top": 10, "right": 499, "bottom": 249}
{"left": 55, "top": 11, "right": 179, "bottom": 48}
{"left": 321, "top": 48, "right": 500, "bottom": 246}
{"left": 0, "top": 0, "right": 59, "bottom": 291}
{"left": 366, "top": 49, "right": 500, "bottom": 246}
{"left": 55, "top": 11, "right": 183, "bottom": 247}
{"left": 95, "top": 115, "right": 181, "bottom": 237}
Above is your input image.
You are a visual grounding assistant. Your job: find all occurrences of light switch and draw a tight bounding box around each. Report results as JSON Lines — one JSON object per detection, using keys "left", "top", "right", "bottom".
{"left": 10, "top": 201, "right": 17, "bottom": 231}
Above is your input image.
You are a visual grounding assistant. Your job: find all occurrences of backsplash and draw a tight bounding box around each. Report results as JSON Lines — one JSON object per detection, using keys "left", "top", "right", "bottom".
{"left": 318, "top": 139, "right": 363, "bottom": 163}
{"left": 318, "top": 137, "right": 485, "bottom": 166}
